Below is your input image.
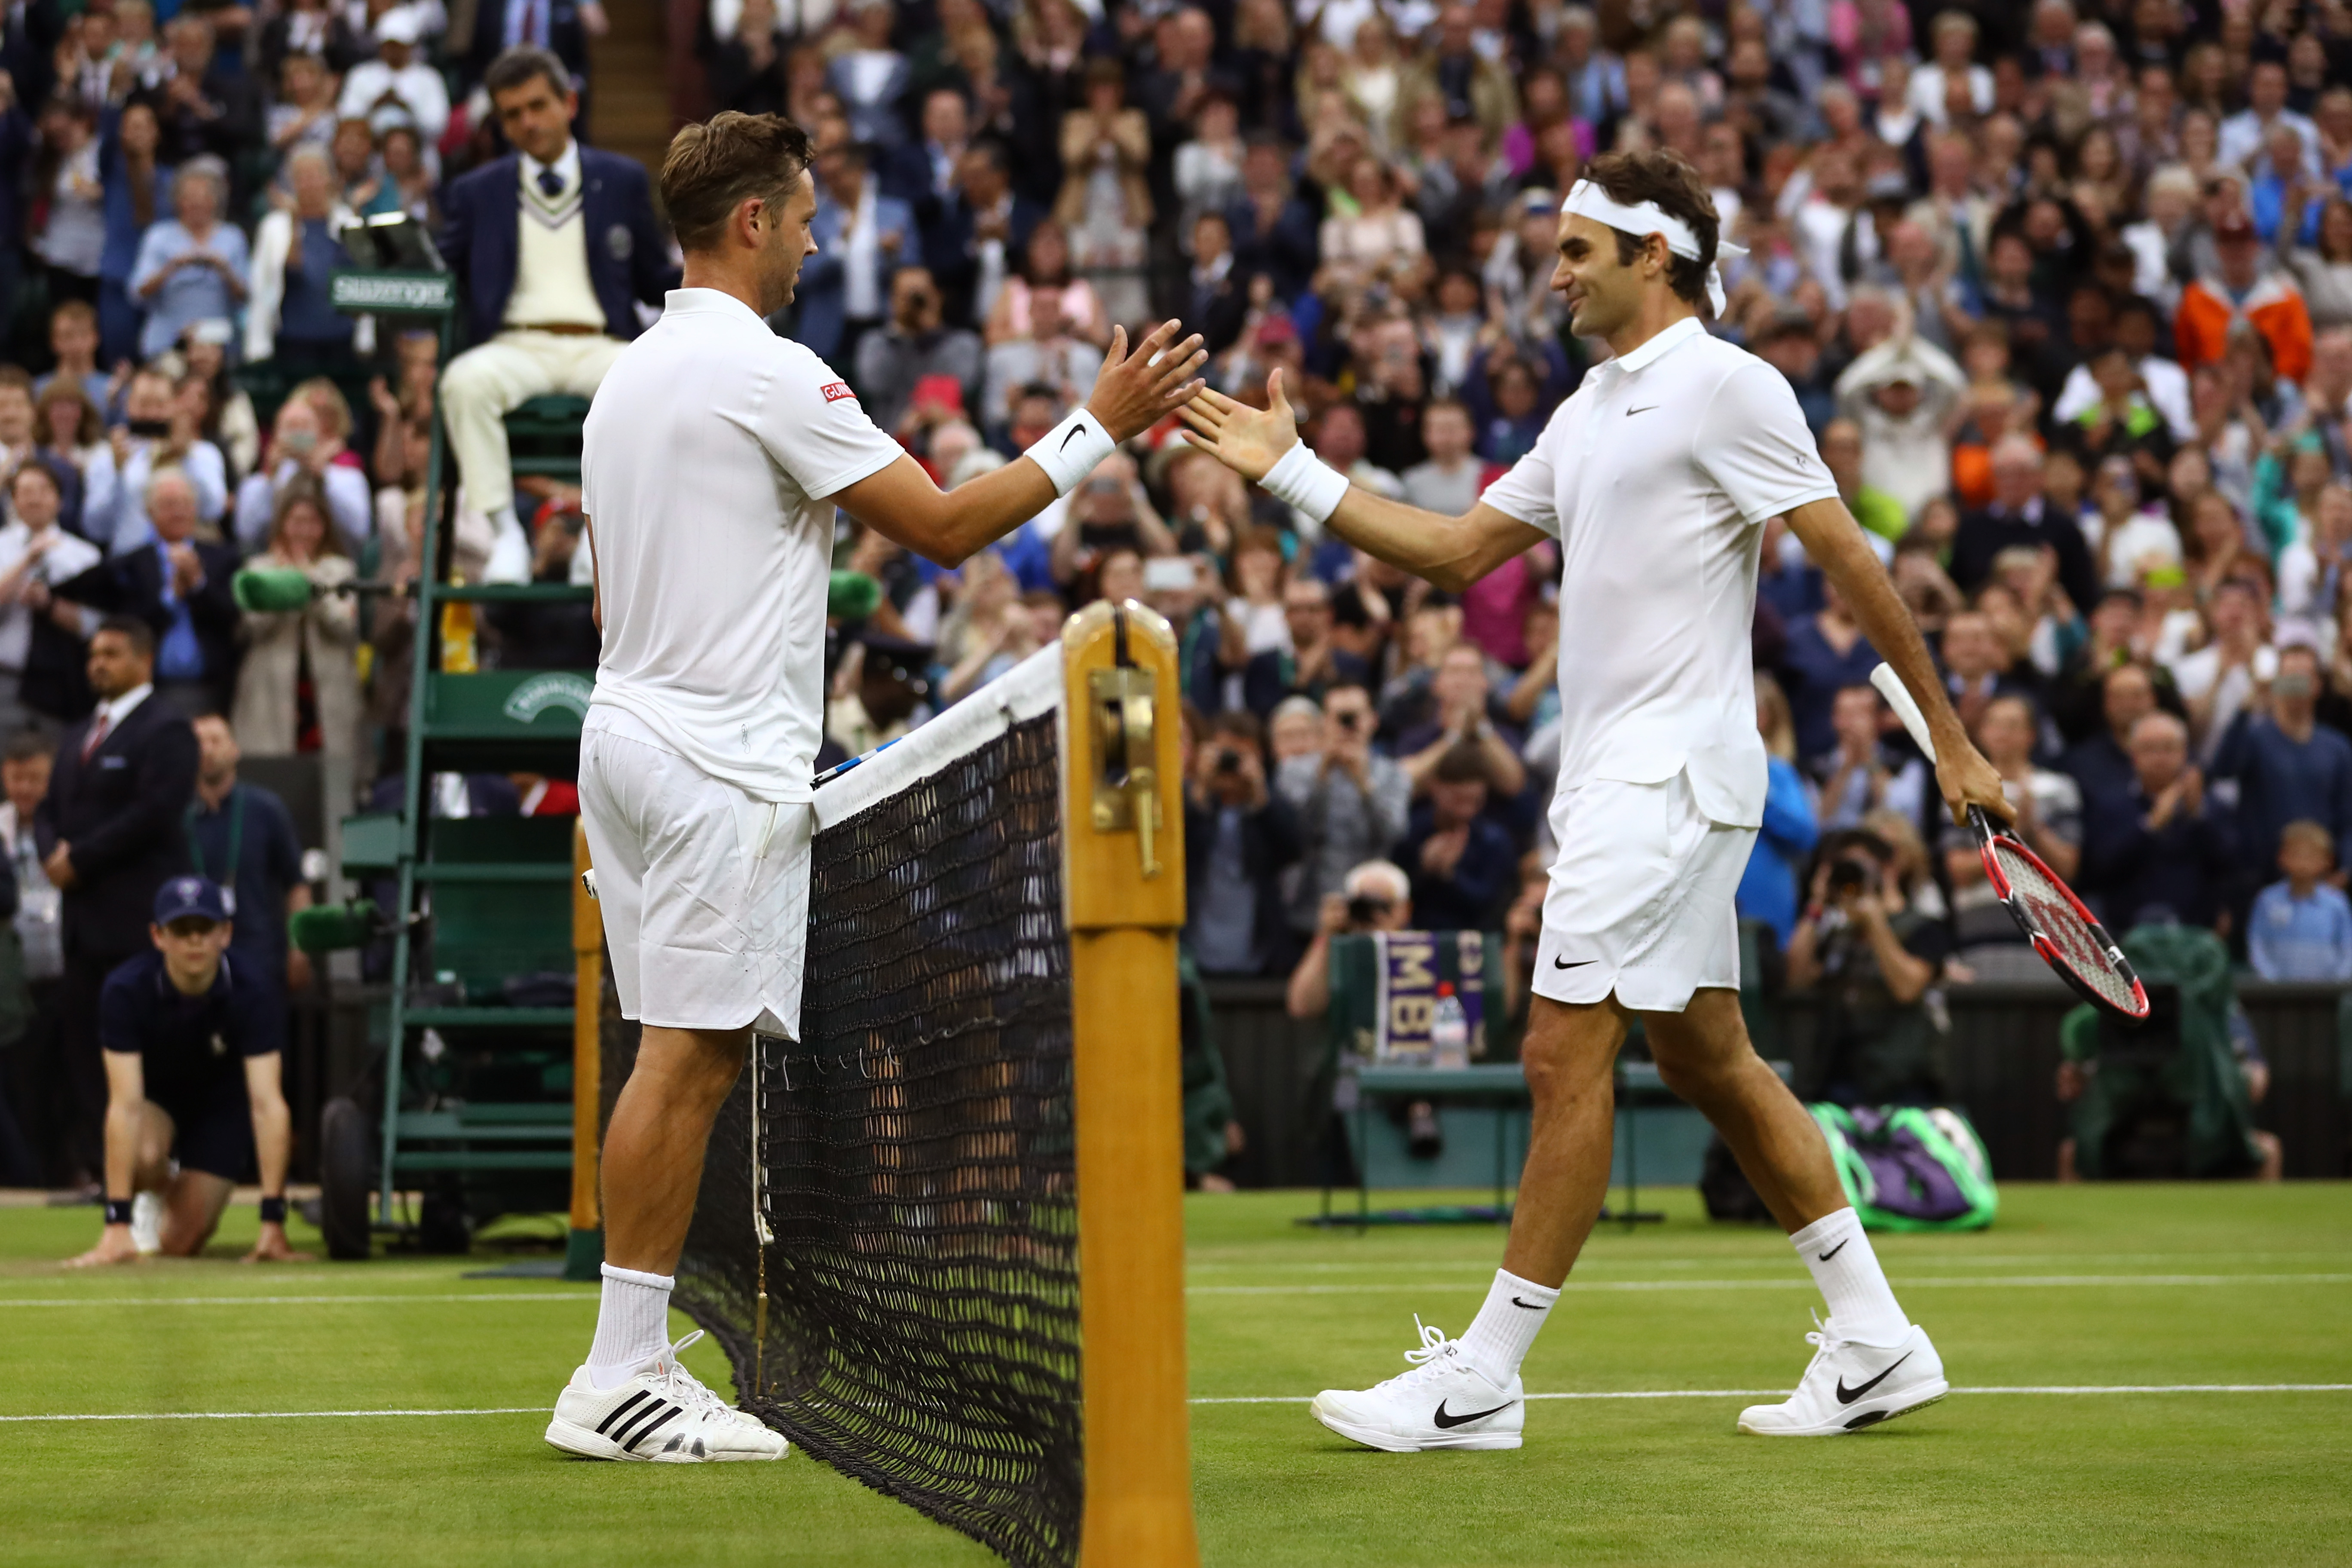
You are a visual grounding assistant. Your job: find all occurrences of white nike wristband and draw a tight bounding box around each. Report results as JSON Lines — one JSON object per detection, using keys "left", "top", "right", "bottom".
{"left": 1026, "top": 408, "right": 1118, "bottom": 496}
{"left": 1259, "top": 442, "right": 1350, "bottom": 523}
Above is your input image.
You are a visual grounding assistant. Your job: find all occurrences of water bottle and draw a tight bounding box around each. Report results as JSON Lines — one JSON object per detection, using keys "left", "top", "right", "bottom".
{"left": 1430, "top": 983, "right": 1469, "bottom": 1071}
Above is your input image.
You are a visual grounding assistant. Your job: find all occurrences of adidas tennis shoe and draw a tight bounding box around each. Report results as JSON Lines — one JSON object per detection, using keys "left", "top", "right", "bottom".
{"left": 129, "top": 1191, "right": 163, "bottom": 1256}
{"left": 545, "top": 1330, "right": 788, "bottom": 1462}
{"left": 1310, "top": 1317, "right": 1524, "bottom": 1452}
{"left": 1737, "top": 1316, "right": 1947, "bottom": 1436}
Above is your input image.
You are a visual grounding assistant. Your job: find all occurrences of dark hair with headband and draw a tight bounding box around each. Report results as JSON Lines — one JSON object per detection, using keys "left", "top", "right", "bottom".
{"left": 1584, "top": 148, "right": 1720, "bottom": 311}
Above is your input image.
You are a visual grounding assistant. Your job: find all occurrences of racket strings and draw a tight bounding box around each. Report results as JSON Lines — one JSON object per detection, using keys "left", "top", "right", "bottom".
{"left": 1988, "top": 840, "right": 2139, "bottom": 1011}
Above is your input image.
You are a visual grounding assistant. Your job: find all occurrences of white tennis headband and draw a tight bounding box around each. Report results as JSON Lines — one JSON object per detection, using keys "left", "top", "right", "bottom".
{"left": 1560, "top": 180, "right": 1748, "bottom": 315}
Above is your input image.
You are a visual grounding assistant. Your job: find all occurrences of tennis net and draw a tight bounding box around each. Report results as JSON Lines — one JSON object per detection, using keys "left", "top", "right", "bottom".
{"left": 610, "top": 649, "right": 1082, "bottom": 1568}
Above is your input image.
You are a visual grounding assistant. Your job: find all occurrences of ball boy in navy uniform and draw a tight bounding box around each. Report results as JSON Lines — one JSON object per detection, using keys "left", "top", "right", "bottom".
{"left": 67, "top": 877, "right": 308, "bottom": 1265}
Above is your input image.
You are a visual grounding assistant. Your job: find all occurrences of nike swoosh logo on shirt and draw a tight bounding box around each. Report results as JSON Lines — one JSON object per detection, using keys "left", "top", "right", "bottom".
{"left": 1432, "top": 1398, "right": 1516, "bottom": 1429}
{"left": 1627, "top": 405, "right": 1657, "bottom": 416}
{"left": 1553, "top": 957, "right": 1596, "bottom": 969}
{"left": 1836, "top": 1352, "right": 1913, "bottom": 1405}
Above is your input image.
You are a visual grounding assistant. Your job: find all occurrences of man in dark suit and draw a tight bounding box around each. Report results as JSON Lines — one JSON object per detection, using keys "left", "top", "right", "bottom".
{"left": 468, "top": 0, "right": 598, "bottom": 103}
{"left": 918, "top": 142, "right": 1041, "bottom": 333}
{"left": 438, "top": 48, "right": 676, "bottom": 583}
{"left": 35, "top": 618, "right": 199, "bottom": 1185}
{"left": 1948, "top": 432, "right": 2100, "bottom": 613}
{"left": 54, "top": 470, "right": 241, "bottom": 718}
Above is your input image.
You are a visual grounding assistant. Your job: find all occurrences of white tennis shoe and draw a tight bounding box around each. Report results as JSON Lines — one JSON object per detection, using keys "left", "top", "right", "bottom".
{"left": 1311, "top": 1317, "right": 1525, "bottom": 1452}
{"left": 545, "top": 1330, "right": 788, "bottom": 1462}
{"left": 483, "top": 510, "right": 533, "bottom": 585}
{"left": 129, "top": 1191, "right": 164, "bottom": 1256}
{"left": 1738, "top": 1317, "right": 1948, "bottom": 1436}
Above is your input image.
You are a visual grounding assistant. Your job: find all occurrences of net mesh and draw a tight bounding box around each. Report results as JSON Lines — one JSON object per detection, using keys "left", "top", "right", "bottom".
{"left": 1988, "top": 837, "right": 2140, "bottom": 1014}
{"left": 656, "top": 707, "right": 1082, "bottom": 1568}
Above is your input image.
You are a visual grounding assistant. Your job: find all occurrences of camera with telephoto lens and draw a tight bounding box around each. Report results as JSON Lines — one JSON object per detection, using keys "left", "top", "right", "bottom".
{"left": 1826, "top": 856, "right": 1875, "bottom": 898}
{"left": 1213, "top": 746, "right": 1242, "bottom": 775}
{"left": 1346, "top": 894, "right": 1392, "bottom": 927}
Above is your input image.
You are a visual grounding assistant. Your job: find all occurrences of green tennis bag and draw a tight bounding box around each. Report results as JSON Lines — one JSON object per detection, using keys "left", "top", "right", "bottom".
{"left": 1808, "top": 1103, "right": 1999, "bottom": 1231}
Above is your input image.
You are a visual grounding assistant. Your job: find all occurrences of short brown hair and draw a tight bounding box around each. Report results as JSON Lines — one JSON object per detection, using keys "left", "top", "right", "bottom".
{"left": 662, "top": 112, "right": 816, "bottom": 253}
{"left": 1583, "top": 147, "right": 1720, "bottom": 309}
{"left": 484, "top": 46, "right": 570, "bottom": 101}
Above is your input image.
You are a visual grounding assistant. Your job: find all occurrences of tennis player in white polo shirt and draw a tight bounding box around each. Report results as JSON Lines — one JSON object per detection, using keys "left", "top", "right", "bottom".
{"left": 542, "top": 111, "right": 1206, "bottom": 1463}
{"left": 1180, "top": 149, "right": 2015, "bottom": 1448}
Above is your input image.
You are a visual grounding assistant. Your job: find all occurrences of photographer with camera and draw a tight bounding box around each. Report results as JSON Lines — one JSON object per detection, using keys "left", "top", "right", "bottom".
{"left": 1047, "top": 450, "right": 1177, "bottom": 594}
{"left": 1276, "top": 678, "right": 1410, "bottom": 936}
{"left": 1787, "top": 827, "right": 1954, "bottom": 1108}
{"left": 1182, "top": 707, "right": 1302, "bottom": 977}
{"left": 0, "top": 462, "right": 103, "bottom": 734}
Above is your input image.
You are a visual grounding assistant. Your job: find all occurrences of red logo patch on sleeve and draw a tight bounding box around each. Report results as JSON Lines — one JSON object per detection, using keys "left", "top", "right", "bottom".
{"left": 821, "top": 382, "right": 856, "bottom": 403}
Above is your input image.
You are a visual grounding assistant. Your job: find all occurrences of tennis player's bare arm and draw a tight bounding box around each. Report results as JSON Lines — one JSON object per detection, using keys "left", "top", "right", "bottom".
{"left": 582, "top": 322, "right": 1206, "bottom": 625}
{"left": 1783, "top": 496, "right": 2010, "bottom": 828}
{"left": 1178, "top": 371, "right": 1542, "bottom": 592}
{"left": 1185, "top": 374, "right": 2013, "bottom": 828}
{"left": 833, "top": 320, "right": 1208, "bottom": 567}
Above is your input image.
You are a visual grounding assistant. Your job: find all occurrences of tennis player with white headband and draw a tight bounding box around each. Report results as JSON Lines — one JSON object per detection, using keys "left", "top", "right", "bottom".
{"left": 1180, "top": 147, "right": 2014, "bottom": 1448}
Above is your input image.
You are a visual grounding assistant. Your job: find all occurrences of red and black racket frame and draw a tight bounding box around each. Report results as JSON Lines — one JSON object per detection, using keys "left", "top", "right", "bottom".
{"left": 1966, "top": 805, "right": 2150, "bottom": 1023}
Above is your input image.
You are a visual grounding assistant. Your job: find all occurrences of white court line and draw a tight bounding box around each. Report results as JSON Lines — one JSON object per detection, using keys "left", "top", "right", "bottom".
{"left": 1191, "top": 1384, "right": 2352, "bottom": 1405}
{"left": 6, "top": 1386, "right": 2349, "bottom": 1423}
{"left": 1184, "top": 1251, "right": 2352, "bottom": 1274}
{"left": 1188, "top": 1274, "right": 2352, "bottom": 1295}
{"left": 2, "top": 1275, "right": 2346, "bottom": 1308}
{"left": 0, "top": 1292, "right": 596, "bottom": 1308}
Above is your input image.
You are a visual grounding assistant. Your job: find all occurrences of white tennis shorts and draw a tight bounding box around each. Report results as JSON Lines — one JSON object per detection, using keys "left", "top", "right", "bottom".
{"left": 1531, "top": 769, "right": 1757, "bottom": 1014}
{"left": 578, "top": 707, "right": 813, "bottom": 1039}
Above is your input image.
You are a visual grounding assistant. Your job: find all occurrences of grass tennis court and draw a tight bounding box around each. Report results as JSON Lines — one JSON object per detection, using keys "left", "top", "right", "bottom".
{"left": 3, "top": 1182, "right": 2346, "bottom": 1567}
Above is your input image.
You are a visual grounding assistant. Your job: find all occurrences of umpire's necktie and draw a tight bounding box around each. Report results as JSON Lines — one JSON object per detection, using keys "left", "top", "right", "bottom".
{"left": 539, "top": 168, "right": 564, "bottom": 198}
{"left": 81, "top": 711, "right": 110, "bottom": 763}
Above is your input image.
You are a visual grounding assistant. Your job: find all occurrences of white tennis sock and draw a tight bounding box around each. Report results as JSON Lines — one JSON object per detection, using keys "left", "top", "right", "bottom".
{"left": 1456, "top": 1268, "right": 1559, "bottom": 1386}
{"left": 586, "top": 1263, "right": 674, "bottom": 1388}
{"left": 1791, "top": 1208, "right": 1908, "bottom": 1345}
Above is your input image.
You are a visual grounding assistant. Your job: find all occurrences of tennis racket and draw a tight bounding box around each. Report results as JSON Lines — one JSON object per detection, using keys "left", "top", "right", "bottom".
{"left": 1867, "top": 663, "right": 2149, "bottom": 1023}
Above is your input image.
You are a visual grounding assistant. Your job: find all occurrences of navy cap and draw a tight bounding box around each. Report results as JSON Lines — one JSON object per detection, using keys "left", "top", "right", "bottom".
{"left": 153, "top": 876, "right": 230, "bottom": 926}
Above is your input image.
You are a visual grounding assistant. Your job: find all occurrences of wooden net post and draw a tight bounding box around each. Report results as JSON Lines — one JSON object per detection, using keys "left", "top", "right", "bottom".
{"left": 565, "top": 818, "right": 604, "bottom": 1282}
{"left": 1062, "top": 600, "right": 1199, "bottom": 1568}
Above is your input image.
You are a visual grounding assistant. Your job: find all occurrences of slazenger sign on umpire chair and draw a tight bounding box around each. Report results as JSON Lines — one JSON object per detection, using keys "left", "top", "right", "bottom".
{"left": 503, "top": 672, "right": 595, "bottom": 724}
{"left": 327, "top": 270, "right": 457, "bottom": 315}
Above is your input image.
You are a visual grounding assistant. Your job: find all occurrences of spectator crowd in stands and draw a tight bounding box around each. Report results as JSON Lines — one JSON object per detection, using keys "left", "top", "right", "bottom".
{"left": 8, "top": 0, "right": 2352, "bottom": 1189}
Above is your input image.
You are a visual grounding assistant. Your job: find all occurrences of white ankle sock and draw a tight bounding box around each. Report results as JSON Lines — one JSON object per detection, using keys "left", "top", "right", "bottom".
{"left": 1790, "top": 1208, "right": 1908, "bottom": 1345}
{"left": 586, "top": 1263, "right": 674, "bottom": 1389}
{"left": 1456, "top": 1268, "right": 1559, "bottom": 1386}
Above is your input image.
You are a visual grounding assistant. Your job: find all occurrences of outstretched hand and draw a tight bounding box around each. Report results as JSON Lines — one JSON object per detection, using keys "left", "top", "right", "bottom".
{"left": 1177, "top": 368, "right": 1303, "bottom": 484}
{"left": 1083, "top": 319, "right": 1209, "bottom": 442}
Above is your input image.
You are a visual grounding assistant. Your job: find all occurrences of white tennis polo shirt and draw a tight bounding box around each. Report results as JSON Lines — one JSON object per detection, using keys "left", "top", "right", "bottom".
{"left": 581, "top": 287, "right": 905, "bottom": 802}
{"left": 1481, "top": 315, "right": 1838, "bottom": 828}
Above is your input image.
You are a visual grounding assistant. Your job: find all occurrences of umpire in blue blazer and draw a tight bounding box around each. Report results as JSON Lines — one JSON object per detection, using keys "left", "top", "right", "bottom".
{"left": 438, "top": 47, "right": 677, "bottom": 583}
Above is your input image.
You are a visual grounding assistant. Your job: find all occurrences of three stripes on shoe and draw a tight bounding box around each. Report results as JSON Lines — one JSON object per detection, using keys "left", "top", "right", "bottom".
{"left": 595, "top": 1388, "right": 703, "bottom": 1458}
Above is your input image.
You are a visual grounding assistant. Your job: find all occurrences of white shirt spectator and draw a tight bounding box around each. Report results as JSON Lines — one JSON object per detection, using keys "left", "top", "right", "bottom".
{"left": 2052, "top": 355, "right": 2196, "bottom": 443}
{"left": 2217, "top": 106, "right": 2320, "bottom": 178}
{"left": 0, "top": 519, "right": 102, "bottom": 668}
{"left": 2082, "top": 506, "right": 2184, "bottom": 590}
{"left": 233, "top": 460, "right": 376, "bottom": 557}
{"left": 1905, "top": 61, "right": 1994, "bottom": 127}
{"left": 82, "top": 438, "right": 230, "bottom": 554}
{"left": 2168, "top": 641, "right": 2281, "bottom": 764}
